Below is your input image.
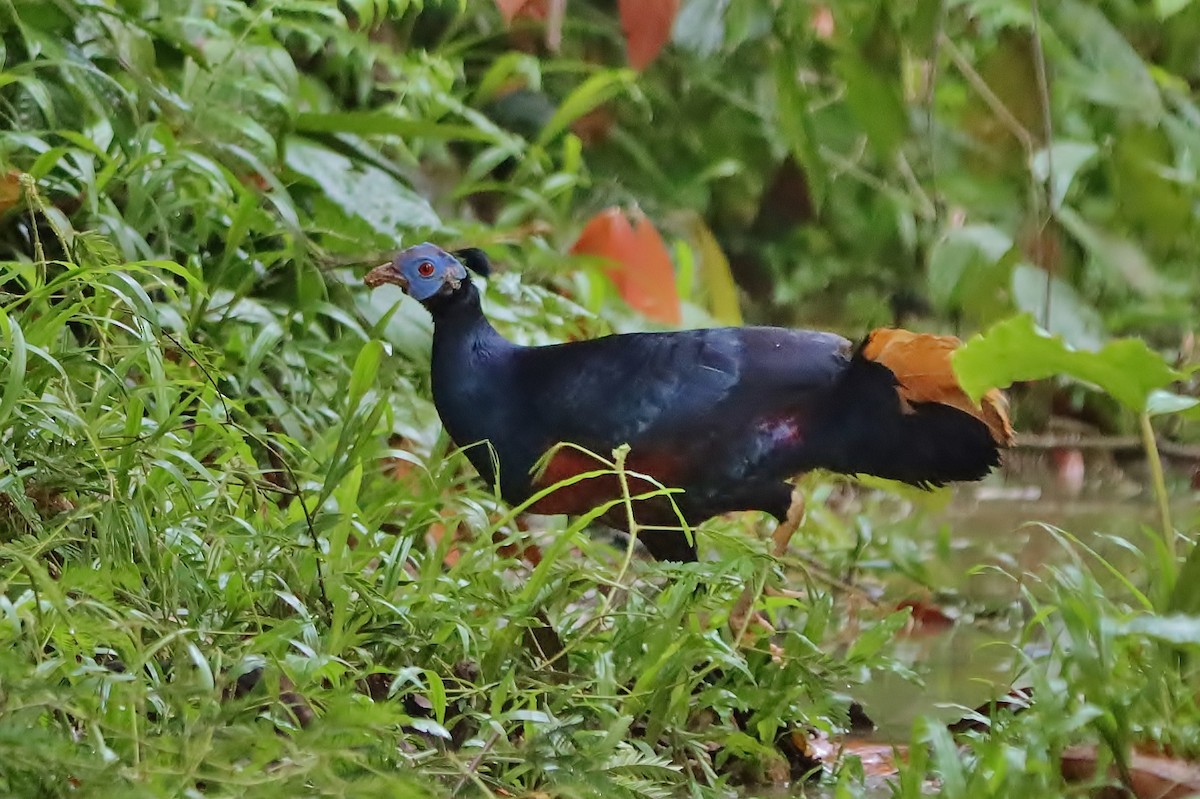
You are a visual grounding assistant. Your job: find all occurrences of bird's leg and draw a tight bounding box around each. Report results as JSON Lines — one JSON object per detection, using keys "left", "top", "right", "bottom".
{"left": 729, "top": 488, "right": 806, "bottom": 650}
{"left": 771, "top": 487, "right": 806, "bottom": 558}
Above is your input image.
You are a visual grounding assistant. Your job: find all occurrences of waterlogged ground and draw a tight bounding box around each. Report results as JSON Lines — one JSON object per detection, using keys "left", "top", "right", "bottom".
{"left": 857, "top": 494, "right": 1163, "bottom": 737}
{"left": 737, "top": 490, "right": 1176, "bottom": 798}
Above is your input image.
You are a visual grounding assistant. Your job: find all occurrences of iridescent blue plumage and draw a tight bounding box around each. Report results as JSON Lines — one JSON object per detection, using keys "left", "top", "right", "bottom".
{"left": 366, "top": 245, "right": 1010, "bottom": 562}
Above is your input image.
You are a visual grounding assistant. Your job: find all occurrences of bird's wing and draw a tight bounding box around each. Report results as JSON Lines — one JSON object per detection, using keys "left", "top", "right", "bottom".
{"left": 514, "top": 326, "right": 852, "bottom": 453}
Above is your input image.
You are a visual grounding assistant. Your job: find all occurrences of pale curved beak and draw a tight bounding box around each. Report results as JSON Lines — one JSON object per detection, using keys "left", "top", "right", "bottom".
{"left": 364, "top": 261, "right": 408, "bottom": 291}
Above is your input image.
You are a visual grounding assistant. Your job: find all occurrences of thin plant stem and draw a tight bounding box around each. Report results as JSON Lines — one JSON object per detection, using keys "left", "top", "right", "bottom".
{"left": 1140, "top": 412, "right": 1175, "bottom": 574}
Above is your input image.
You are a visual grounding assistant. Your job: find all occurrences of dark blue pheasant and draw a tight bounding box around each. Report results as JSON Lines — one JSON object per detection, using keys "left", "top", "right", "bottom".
{"left": 366, "top": 243, "right": 1012, "bottom": 562}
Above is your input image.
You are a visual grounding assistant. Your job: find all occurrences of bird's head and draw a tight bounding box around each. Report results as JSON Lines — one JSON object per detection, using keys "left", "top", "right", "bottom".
{"left": 364, "top": 243, "right": 491, "bottom": 303}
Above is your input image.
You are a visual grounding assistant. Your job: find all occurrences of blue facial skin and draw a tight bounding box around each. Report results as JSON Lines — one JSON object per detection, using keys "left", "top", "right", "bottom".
{"left": 365, "top": 242, "right": 468, "bottom": 302}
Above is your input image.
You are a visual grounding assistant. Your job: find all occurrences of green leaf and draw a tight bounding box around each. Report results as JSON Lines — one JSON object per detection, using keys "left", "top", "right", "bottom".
{"left": 1170, "top": 545, "right": 1200, "bottom": 614}
{"left": 0, "top": 311, "right": 27, "bottom": 431}
{"left": 295, "top": 111, "right": 501, "bottom": 142}
{"left": 537, "top": 70, "right": 635, "bottom": 146}
{"left": 1057, "top": 207, "right": 1163, "bottom": 296}
{"left": 1010, "top": 263, "right": 1105, "bottom": 351}
{"left": 926, "top": 224, "right": 1013, "bottom": 312}
{"left": 1155, "top": 0, "right": 1194, "bottom": 16}
{"left": 683, "top": 212, "right": 742, "bottom": 326}
{"left": 953, "top": 314, "right": 1181, "bottom": 411}
{"left": 672, "top": 0, "right": 727, "bottom": 56}
{"left": 1145, "top": 389, "right": 1200, "bottom": 418}
{"left": 347, "top": 339, "right": 383, "bottom": 412}
{"left": 1031, "top": 141, "right": 1098, "bottom": 211}
{"left": 1113, "top": 614, "right": 1200, "bottom": 645}
{"left": 284, "top": 136, "right": 440, "bottom": 236}
{"left": 837, "top": 53, "right": 907, "bottom": 159}
{"left": 1055, "top": 0, "right": 1164, "bottom": 121}
{"left": 774, "top": 48, "right": 827, "bottom": 210}
{"left": 837, "top": 9, "right": 907, "bottom": 160}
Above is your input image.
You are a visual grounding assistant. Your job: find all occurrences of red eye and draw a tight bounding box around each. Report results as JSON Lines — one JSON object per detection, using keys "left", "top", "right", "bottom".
{"left": 416, "top": 261, "right": 436, "bottom": 278}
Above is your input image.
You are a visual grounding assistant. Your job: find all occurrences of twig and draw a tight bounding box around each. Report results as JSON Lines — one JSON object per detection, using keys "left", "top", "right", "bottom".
{"left": 1014, "top": 433, "right": 1200, "bottom": 461}
{"left": 942, "top": 35, "right": 1035, "bottom": 153}
{"left": 1029, "top": 0, "right": 1056, "bottom": 328}
{"left": 922, "top": 0, "right": 948, "bottom": 221}
{"left": 449, "top": 729, "right": 501, "bottom": 797}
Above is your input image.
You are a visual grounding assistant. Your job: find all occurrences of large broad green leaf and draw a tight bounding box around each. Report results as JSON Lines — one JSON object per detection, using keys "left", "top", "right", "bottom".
{"left": 952, "top": 314, "right": 1182, "bottom": 412}
{"left": 284, "top": 136, "right": 440, "bottom": 236}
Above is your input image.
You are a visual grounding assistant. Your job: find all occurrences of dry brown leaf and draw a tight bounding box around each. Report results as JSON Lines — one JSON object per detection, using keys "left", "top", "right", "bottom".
{"left": 1061, "top": 744, "right": 1200, "bottom": 799}
{"left": 862, "top": 328, "right": 1015, "bottom": 447}
{"left": 0, "top": 170, "right": 23, "bottom": 215}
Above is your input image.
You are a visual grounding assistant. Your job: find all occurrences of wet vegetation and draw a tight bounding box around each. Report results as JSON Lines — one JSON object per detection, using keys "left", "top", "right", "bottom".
{"left": 1, "top": 1, "right": 1199, "bottom": 797}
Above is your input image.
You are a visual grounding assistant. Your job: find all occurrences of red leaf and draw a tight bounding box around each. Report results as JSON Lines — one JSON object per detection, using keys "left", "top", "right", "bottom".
{"left": 571, "top": 207, "right": 681, "bottom": 325}
{"left": 618, "top": 0, "right": 678, "bottom": 70}
{"left": 495, "top": 0, "right": 548, "bottom": 25}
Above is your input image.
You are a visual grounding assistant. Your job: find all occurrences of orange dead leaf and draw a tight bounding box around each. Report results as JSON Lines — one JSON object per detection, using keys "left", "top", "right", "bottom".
{"left": 862, "top": 328, "right": 1014, "bottom": 447}
{"left": 495, "top": 0, "right": 548, "bottom": 24}
{"left": 571, "top": 207, "right": 681, "bottom": 325}
{"left": 896, "top": 597, "right": 956, "bottom": 635}
{"left": 618, "top": 0, "right": 678, "bottom": 70}
{"left": 1060, "top": 745, "right": 1200, "bottom": 799}
{"left": 787, "top": 728, "right": 904, "bottom": 781}
{"left": 0, "top": 170, "right": 22, "bottom": 215}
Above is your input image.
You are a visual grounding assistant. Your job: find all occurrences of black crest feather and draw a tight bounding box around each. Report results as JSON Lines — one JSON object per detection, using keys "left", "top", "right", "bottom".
{"left": 452, "top": 248, "right": 492, "bottom": 277}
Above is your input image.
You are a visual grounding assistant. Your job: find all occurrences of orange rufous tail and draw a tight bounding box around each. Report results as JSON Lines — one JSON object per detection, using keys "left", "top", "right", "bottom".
{"left": 861, "top": 328, "right": 1014, "bottom": 448}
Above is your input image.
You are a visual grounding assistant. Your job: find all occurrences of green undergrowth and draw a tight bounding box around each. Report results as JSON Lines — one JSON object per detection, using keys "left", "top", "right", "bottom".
{"left": 4, "top": 1, "right": 1200, "bottom": 798}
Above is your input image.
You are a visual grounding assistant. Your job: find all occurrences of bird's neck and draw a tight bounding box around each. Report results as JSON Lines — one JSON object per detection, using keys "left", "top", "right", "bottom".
{"left": 429, "top": 281, "right": 511, "bottom": 363}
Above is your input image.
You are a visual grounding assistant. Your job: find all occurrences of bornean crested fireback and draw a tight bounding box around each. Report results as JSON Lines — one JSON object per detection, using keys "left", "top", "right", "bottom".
{"left": 365, "top": 243, "right": 1013, "bottom": 563}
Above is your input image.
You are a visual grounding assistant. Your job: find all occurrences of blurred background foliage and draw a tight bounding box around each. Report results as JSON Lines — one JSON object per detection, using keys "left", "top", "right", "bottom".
{"left": 2, "top": 0, "right": 1200, "bottom": 797}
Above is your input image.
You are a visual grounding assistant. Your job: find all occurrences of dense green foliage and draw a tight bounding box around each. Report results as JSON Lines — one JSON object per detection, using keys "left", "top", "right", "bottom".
{"left": 1, "top": 1, "right": 1198, "bottom": 797}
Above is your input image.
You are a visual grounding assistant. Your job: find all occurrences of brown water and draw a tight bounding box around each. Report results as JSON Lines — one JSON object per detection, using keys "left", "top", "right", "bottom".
{"left": 742, "top": 493, "right": 1184, "bottom": 797}
{"left": 855, "top": 494, "right": 1168, "bottom": 739}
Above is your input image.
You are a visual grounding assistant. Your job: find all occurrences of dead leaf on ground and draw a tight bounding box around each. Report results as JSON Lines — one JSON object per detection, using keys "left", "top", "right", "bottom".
{"left": 896, "top": 597, "right": 956, "bottom": 635}
{"left": 786, "top": 728, "right": 906, "bottom": 781}
{"left": 1061, "top": 744, "right": 1200, "bottom": 799}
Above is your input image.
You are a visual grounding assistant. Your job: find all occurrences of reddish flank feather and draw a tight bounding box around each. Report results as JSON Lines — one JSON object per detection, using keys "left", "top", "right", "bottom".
{"left": 527, "top": 447, "right": 687, "bottom": 517}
